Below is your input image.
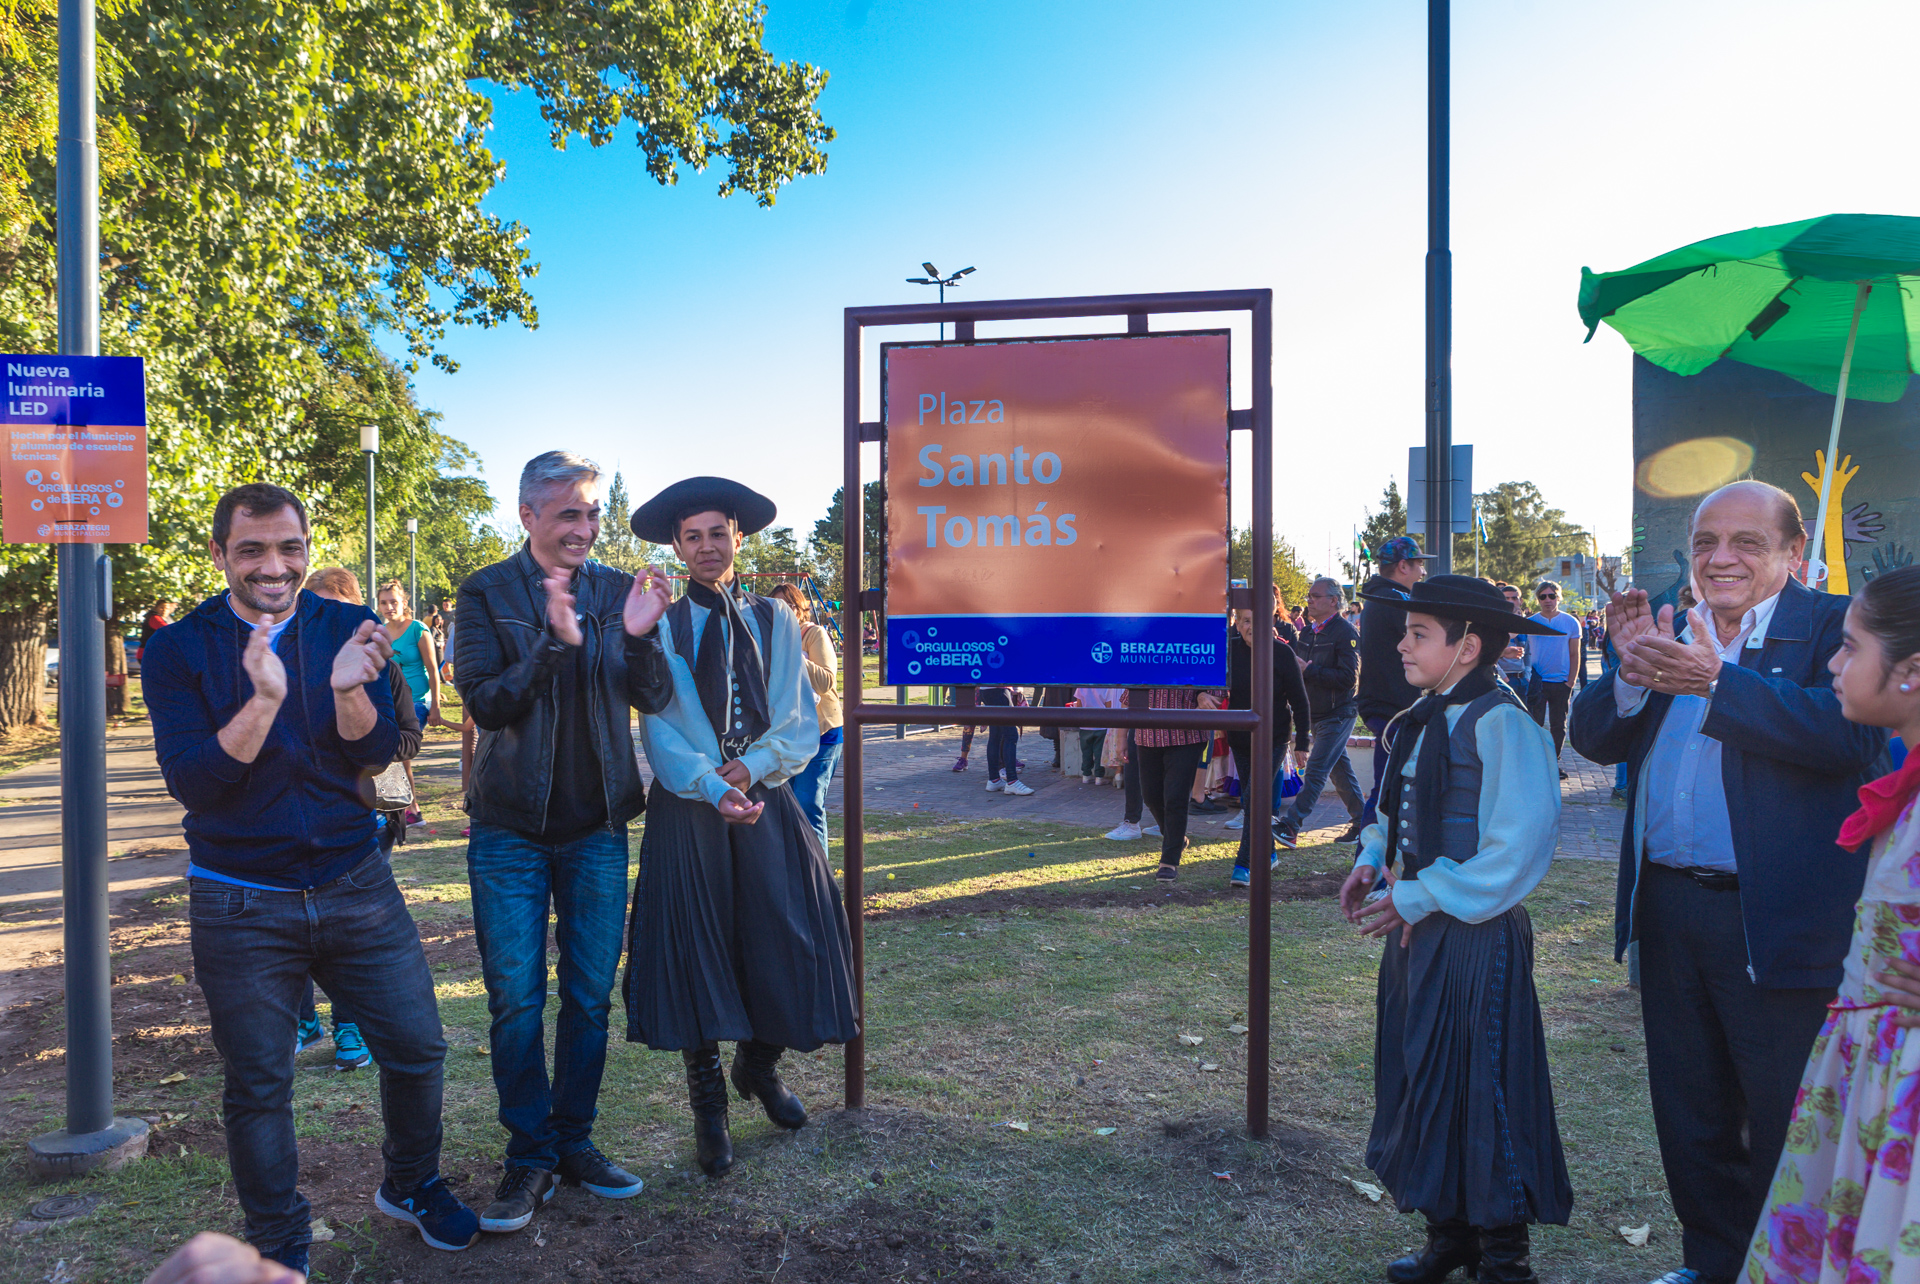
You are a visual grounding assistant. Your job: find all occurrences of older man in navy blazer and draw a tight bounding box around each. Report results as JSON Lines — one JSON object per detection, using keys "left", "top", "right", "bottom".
{"left": 1571, "top": 479, "right": 1887, "bottom": 1284}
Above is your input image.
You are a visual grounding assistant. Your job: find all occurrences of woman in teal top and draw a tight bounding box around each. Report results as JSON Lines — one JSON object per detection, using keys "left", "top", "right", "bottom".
{"left": 378, "top": 581, "right": 442, "bottom": 821}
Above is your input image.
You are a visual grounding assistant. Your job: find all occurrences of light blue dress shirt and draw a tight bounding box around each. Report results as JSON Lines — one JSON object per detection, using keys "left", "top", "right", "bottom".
{"left": 1618, "top": 593, "right": 1780, "bottom": 873}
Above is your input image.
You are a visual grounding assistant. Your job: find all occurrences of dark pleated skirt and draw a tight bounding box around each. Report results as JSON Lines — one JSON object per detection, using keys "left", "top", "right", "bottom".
{"left": 1366, "top": 905, "right": 1573, "bottom": 1228}
{"left": 622, "top": 779, "right": 860, "bottom": 1053}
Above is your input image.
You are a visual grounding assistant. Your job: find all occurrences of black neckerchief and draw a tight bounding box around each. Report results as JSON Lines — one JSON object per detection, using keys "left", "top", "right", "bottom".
{"left": 1380, "top": 665, "right": 1500, "bottom": 876}
{"left": 684, "top": 578, "right": 770, "bottom": 758}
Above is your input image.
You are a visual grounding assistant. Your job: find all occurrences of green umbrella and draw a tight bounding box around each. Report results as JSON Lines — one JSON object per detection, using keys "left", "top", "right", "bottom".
{"left": 1578, "top": 213, "right": 1920, "bottom": 589}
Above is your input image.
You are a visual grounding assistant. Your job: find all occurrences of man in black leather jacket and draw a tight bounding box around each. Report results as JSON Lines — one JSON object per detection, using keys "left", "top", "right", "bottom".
{"left": 453, "top": 451, "right": 673, "bottom": 1236}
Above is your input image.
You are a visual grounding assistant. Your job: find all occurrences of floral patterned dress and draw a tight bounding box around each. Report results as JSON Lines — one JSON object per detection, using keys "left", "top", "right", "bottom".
{"left": 1747, "top": 805, "right": 1920, "bottom": 1284}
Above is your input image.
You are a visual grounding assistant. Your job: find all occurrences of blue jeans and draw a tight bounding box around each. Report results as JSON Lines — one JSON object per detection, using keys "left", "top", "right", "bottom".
{"left": 190, "top": 849, "right": 445, "bottom": 1253}
{"left": 1280, "top": 713, "right": 1364, "bottom": 832}
{"left": 467, "top": 822, "right": 628, "bottom": 1170}
{"left": 790, "top": 736, "right": 843, "bottom": 849}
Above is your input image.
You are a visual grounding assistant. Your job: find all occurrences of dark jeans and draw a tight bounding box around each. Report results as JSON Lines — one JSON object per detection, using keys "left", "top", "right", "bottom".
{"left": 1123, "top": 731, "right": 1143, "bottom": 823}
{"left": 1227, "top": 738, "right": 1277, "bottom": 869}
{"left": 467, "top": 822, "right": 629, "bottom": 1170}
{"left": 1360, "top": 713, "right": 1396, "bottom": 827}
{"left": 986, "top": 724, "right": 1020, "bottom": 782}
{"left": 1076, "top": 729, "right": 1107, "bottom": 778}
{"left": 1281, "top": 712, "right": 1363, "bottom": 832}
{"left": 790, "top": 736, "right": 843, "bottom": 849}
{"left": 1527, "top": 675, "right": 1571, "bottom": 757}
{"left": 1137, "top": 740, "right": 1205, "bottom": 866}
{"left": 190, "top": 849, "right": 445, "bottom": 1253}
{"left": 1638, "top": 863, "right": 1833, "bottom": 1279}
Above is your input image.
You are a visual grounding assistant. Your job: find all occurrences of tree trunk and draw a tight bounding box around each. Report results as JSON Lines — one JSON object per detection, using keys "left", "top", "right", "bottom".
{"left": 0, "top": 608, "right": 51, "bottom": 732}
{"left": 105, "top": 619, "right": 128, "bottom": 717}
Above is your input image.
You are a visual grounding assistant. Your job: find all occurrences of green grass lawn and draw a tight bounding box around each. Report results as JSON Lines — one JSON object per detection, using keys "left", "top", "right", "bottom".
{"left": 0, "top": 793, "right": 1677, "bottom": 1284}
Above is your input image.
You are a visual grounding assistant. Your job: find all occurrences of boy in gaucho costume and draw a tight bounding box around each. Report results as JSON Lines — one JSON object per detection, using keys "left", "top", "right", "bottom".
{"left": 1337, "top": 575, "right": 1574, "bottom": 1284}
{"left": 623, "top": 477, "right": 860, "bottom": 1178}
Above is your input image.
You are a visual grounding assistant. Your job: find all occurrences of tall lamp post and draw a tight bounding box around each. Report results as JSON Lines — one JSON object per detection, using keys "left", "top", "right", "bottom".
{"left": 27, "top": 0, "right": 150, "bottom": 1179}
{"left": 361, "top": 422, "right": 379, "bottom": 596}
{"left": 905, "top": 262, "right": 976, "bottom": 340}
{"left": 1423, "top": 0, "right": 1454, "bottom": 574}
{"left": 406, "top": 518, "right": 418, "bottom": 612}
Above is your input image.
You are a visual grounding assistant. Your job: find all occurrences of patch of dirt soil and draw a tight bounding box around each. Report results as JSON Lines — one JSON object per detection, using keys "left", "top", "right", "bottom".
{"left": 315, "top": 1191, "right": 1032, "bottom": 1284}
{"left": 866, "top": 870, "right": 1346, "bottom": 919}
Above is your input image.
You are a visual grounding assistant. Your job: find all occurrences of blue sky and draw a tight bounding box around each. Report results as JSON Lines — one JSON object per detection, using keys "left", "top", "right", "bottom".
{"left": 411, "top": 0, "right": 1920, "bottom": 576}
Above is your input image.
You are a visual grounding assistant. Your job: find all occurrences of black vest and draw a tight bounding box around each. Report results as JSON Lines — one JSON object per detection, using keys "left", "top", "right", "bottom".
{"left": 1397, "top": 686, "right": 1525, "bottom": 878}
{"left": 665, "top": 590, "right": 778, "bottom": 760}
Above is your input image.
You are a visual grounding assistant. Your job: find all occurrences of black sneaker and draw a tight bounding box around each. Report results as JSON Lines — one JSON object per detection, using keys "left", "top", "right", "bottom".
{"left": 262, "top": 1240, "right": 310, "bottom": 1275}
{"left": 1335, "top": 823, "right": 1363, "bottom": 845}
{"left": 1272, "top": 821, "right": 1299, "bottom": 850}
{"left": 477, "top": 1166, "right": 557, "bottom": 1234}
{"left": 557, "top": 1142, "right": 644, "bottom": 1199}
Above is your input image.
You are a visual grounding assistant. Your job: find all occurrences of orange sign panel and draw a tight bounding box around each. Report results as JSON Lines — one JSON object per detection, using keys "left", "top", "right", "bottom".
{"left": 883, "top": 332, "right": 1229, "bottom": 685}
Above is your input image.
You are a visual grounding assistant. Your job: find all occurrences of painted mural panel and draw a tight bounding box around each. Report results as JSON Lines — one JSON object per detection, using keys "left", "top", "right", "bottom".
{"left": 1631, "top": 354, "right": 1920, "bottom": 611}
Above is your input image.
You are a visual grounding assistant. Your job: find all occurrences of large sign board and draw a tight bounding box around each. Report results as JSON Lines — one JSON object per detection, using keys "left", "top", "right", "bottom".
{"left": 883, "top": 332, "right": 1229, "bottom": 686}
{"left": 1, "top": 354, "right": 147, "bottom": 544}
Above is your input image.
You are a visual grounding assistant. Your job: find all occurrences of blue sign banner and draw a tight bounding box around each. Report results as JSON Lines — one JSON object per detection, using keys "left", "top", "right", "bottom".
{"left": 2, "top": 355, "right": 146, "bottom": 425}
{"left": 886, "top": 614, "right": 1227, "bottom": 687}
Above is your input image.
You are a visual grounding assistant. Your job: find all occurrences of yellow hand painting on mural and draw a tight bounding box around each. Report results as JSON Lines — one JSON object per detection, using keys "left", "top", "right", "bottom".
{"left": 1801, "top": 449, "right": 1859, "bottom": 595}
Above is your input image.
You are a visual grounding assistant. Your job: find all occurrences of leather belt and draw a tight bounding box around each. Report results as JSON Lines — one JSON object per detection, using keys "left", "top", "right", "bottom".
{"left": 1665, "top": 865, "right": 1740, "bottom": 892}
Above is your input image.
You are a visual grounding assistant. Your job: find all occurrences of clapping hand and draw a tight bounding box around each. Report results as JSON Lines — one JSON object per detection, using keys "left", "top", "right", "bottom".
{"left": 330, "top": 619, "right": 392, "bottom": 692}
{"left": 1605, "top": 587, "right": 1658, "bottom": 656}
{"left": 1617, "top": 603, "right": 1722, "bottom": 698}
{"left": 624, "top": 566, "right": 672, "bottom": 637}
{"left": 544, "top": 568, "right": 582, "bottom": 647}
{"left": 242, "top": 615, "right": 288, "bottom": 705}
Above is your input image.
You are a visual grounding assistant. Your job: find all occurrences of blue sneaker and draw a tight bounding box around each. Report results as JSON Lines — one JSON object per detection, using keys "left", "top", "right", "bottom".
{"left": 375, "top": 1175, "right": 479, "bottom": 1251}
{"left": 295, "top": 1014, "right": 326, "bottom": 1054}
{"left": 262, "top": 1239, "right": 310, "bottom": 1275}
{"left": 333, "top": 1022, "right": 372, "bottom": 1072}
{"left": 1229, "top": 866, "right": 1250, "bottom": 888}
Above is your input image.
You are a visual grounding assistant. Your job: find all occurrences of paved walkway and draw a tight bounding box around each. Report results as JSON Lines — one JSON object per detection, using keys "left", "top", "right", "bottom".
{"left": 828, "top": 714, "right": 1625, "bottom": 861}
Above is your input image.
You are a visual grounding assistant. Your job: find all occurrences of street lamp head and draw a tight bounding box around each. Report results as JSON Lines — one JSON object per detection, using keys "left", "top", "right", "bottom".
{"left": 921, "top": 261, "right": 939, "bottom": 277}
{"left": 906, "top": 277, "right": 934, "bottom": 285}
{"left": 406, "top": 518, "right": 418, "bottom": 533}
{"left": 956, "top": 266, "right": 976, "bottom": 278}
{"left": 359, "top": 421, "right": 379, "bottom": 453}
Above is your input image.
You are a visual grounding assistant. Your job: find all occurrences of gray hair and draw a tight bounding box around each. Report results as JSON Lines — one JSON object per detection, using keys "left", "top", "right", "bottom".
{"left": 1311, "top": 576, "right": 1343, "bottom": 605}
{"left": 518, "top": 450, "right": 604, "bottom": 515}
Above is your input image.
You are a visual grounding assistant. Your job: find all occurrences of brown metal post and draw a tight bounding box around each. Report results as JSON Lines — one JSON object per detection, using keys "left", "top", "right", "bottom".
{"left": 842, "top": 310, "right": 867, "bottom": 1112}
{"left": 1246, "top": 290, "right": 1274, "bottom": 1139}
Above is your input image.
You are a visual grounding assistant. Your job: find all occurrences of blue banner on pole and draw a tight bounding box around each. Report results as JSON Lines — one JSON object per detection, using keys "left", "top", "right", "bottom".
{"left": 886, "top": 614, "right": 1226, "bottom": 687}
{"left": 2, "top": 354, "right": 145, "bottom": 425}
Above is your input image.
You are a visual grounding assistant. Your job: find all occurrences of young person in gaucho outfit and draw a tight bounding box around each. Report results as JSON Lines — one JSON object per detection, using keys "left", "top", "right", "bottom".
{"left": 622, "top": 477, "right": 860, "bottom": 1178}
{"left": 1337, "top": 576, "right": 1574, "bottom": 1284}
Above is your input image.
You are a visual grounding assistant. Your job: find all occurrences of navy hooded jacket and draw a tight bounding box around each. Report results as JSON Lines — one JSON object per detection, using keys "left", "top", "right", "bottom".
{"left": 142, "top": 590, "right": 399, "bottom": 888}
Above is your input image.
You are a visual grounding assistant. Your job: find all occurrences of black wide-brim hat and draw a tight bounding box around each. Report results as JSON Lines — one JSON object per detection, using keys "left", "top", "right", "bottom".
{"left": 1360, "top": 574, "right": 1568, "bottom": 636}
{"left": 630, "top": 476, "right": 777, "bottom": 544}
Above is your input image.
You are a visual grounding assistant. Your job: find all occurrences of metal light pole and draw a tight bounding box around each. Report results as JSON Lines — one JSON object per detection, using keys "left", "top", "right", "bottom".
{"left": 361, "top": 422, "right": 379, "bottom": 596}
{"left": 27, "top": 0, "right": 149, "bottom": 1179}
{"left": 906, "top": 262, "right": 976, "bottom": 341}
{"left": 406, "top": 517, "right": 417, "bottom": 612}
{"left": 1423, "top": 0, "right": 1454, "bottom": 574}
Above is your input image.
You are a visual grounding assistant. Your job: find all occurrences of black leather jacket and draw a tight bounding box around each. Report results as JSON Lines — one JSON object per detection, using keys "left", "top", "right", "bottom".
{"left": 454, "top": 544, "right": 674, "bottom": 836}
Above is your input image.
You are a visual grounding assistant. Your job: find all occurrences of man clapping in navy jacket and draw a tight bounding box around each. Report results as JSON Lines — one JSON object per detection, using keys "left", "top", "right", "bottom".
{"left": 143, "top": 484, "right": 479, "bottom": 1275}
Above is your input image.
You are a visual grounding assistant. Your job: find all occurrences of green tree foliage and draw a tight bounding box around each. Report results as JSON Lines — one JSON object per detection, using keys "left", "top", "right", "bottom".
{"left": 1341, "top": 480, "right": 1409, "bottom": 583}
{"left": 1228, "top": 528, "right": 1312, "bottom": 614}
{"left": 1462, "top": 481, "right": 1591, "bottom": 590}
{"left": 0, "top": 0, "right": 831, "bottom": 727}
{"left": 594, "top": 470, "right": 667, "bottom": 576}
{"left": 810, "top": 482, "right": 886, "bottom": 594}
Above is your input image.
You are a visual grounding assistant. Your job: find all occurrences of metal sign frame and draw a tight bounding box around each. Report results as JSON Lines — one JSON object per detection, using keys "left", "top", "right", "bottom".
{"left": 841, "top": 289, "right": 1279, "bottom": 1137}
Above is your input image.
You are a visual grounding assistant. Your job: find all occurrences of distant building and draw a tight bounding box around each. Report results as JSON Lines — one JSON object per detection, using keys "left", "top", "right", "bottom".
{"left": 1531, "top": 552, "right": 1621, "bottom": 603}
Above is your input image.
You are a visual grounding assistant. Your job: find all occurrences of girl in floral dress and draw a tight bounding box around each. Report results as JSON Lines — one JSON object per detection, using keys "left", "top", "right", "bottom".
{"left": 1748, "top": 565, "right": 1920, "bottom": 1284}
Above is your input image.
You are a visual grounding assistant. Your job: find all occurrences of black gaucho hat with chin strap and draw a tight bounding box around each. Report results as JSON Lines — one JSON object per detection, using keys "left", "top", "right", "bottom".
{"left": 1359, "top": 574, "right": 1569, "bottom": 636}
{"left": 630, "top": 476, "right": 777, "bottom": 544}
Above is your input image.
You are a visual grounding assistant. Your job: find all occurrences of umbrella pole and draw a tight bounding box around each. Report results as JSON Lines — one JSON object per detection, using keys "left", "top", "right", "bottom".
{"left": 1808, "top": 281, "right": 1871, "bottom": 590}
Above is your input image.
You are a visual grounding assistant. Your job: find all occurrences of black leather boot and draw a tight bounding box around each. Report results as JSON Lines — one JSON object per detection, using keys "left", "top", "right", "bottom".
{"left": 1475, "top": 1225, "right": 1535, "bottom": 1284}
{"left": 1386, "top": 1219, "right": 1481, "bottom": 1284}
{"left": 730, "top": 1039, "right": 809, "bottom": 1130}
{"left": 682, "top": 1044, "right": 733, "bottom": 1178}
